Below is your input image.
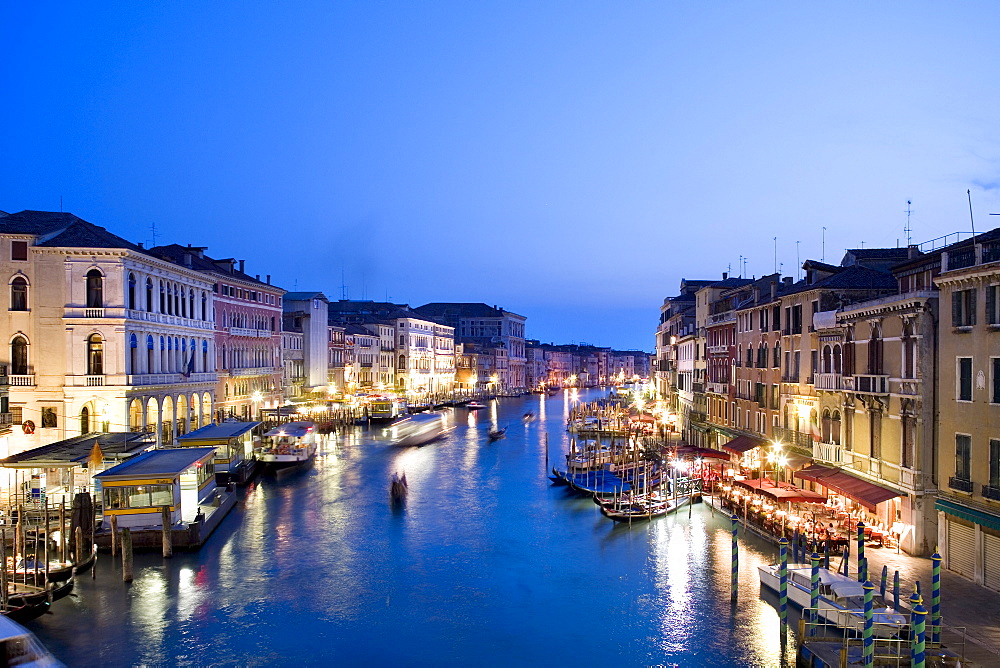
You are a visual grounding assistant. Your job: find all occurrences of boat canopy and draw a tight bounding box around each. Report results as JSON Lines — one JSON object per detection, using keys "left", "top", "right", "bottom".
{"left": 264, "top": 421, "right": 315, "bottom": 438}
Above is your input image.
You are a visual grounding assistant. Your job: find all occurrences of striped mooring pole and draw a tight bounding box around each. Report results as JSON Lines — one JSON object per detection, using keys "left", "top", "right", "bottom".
{"left": 856, "top": 521, "right": 866, "bottom": 581}
{"left": 809, "top": 552, "right": 820, "bottom": 636}
{"left": 911, "top": 604, "right": 927, "bottom": 668}
{"left": 931, "top": 552, "right": 942, "bottom": 645}
{"left": 893, "top": 570, "right": 900, "bottom": 611}
{"left": 778, "top": 537, "right": 789, "bottom": 630}
{"left": 879, "top": 564, "right": 888, "bottom": 598}
{"left": 862, "top": 580, "right": 875, "bottom": 667}
{"left": 731, "top": 514, "right": 739, "bottom": 600}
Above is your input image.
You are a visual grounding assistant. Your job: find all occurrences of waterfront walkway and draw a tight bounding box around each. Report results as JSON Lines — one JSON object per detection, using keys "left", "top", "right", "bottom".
{"left": 705, "top": 495, "right": 1000, "bottom": 666}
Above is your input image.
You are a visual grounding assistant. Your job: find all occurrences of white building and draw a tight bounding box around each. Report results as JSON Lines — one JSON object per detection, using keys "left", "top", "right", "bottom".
{"left": 0, "top": 210, "right": 218, "bottom": 461}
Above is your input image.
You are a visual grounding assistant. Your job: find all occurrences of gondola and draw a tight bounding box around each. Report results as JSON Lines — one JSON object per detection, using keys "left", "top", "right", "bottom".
{"left": 9, "top": 545, "right": 97, "bottom": 586}
{"left": 487, "top": 428, "right": 506, "bottom": 442}
{"left": 390, "top": 472, "right": 408, "bottom": 505}
{"left": 7, "top": 578, "right": 74, "bottom": 609}
{"left": 1, "top": 598, "right": 50, "bottom": 624}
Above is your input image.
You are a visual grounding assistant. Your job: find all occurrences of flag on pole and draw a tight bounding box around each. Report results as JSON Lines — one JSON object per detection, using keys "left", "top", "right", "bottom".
{"left": 182, "top": 352, "right": 195, "bottom": 378}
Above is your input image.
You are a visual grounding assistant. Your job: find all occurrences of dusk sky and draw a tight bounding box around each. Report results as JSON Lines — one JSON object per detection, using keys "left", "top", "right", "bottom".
{"left": 4, "top": 3, "right": 1000, "bottom": 351}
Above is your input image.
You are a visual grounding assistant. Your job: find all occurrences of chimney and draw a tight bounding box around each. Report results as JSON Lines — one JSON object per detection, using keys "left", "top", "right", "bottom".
{"left": 722, "top": 271, "right": 728, "bottom": 280}
{"left": 256, "top": 274, "right": 260, "bottom": 281}
{"left": 182, "top": 252, "right": 192, "bottom": 267}
{"left": 239, "top": 259, "right": 245, "bottom": 273}
{"left": 138, "top": 242, "right": 144, "bottom": 249}
{"left": 783, "top": 276, "right": 793, "bottom": 286}
{"left": 266, "top": 274, "right": 271, "bottom": 284}
{"left": 753, "top": 286, "right": 760, "bottom": 302}
{"left": 770, "top": 281, "right": 777, "bottom": 300}
{"left": 908, "top": 245, "right": 920, "bottom": 259}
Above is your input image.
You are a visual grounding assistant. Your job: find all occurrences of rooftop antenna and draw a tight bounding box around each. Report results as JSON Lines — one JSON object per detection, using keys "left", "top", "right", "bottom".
{"left": 340, "top": 270, "right": 348, "bottom": 300}
{"left": 738, "top": 255, "right": 743, "bottom": 278}
{"left": 773, "top": 237, "right": 777, "bottom": 273}
{"left": 967, "top": 189, "right": 976, "bottom": 237}
{"left": 821, "top": 227, "right": 826, "bottom": 261}
{"left": 149, "top": 222, "right": 158, "bottom": 248}
{"left": 59, "top": 196, "right": 63, "bottom": 213}
{"left": 904, "top": 200, "right": 913, "bottom": 246}
{"left": 743, "top": 256, "right": 748, "bottom": 278}
{"left": 795, "top": 241, "right": 801, "bottom": 281}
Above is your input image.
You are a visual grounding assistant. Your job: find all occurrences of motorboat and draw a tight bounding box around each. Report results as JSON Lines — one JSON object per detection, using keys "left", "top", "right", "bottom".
{"left": 757, "top": 563, "right": 908, "bottom": 637}
{"left": 257, "top": 422, "right": 318, "bottom": 473}
{"left": 368, "top": 397, "right": 407, "bottom": 422}
{"left": 466, "top": 402, "right": 487, "bottom": 410}
{"left": 391, "top": 412, "right": 450, "bottom": 447}
{"left": 0, "top": 614, "right": 63, "bottom": 665}
{"left": 522, "top": 412, "right": 536, "bottom": 423}
{"left": 487, "top": 428, "right": 506, "bottom": 442}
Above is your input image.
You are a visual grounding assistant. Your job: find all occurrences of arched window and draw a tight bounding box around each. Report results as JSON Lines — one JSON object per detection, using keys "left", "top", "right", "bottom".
{"left": 145, "top": 278, "right": 153, "bottom": 312}
{"left": 201, "top": 293, "right": 207, "bottom": 320}
{"left": 87, "top": 334, "right": 104, "bottom": 375}
{"left": 80, "top": 406, "right": 89, "bottom": 435}
{"left": 10, "top": 336, "right": 28, "bottom": 375}
{"left": 174, "top": 284, "right": 180, "bottom": 316}
{"left": 833, "top": 345, "right": 842, "bottom": 375}
{"left": 189, "top": 290, "right": 195, "bottom": 319}
{"left": 773, "top": 341, "right": 780, "bottom": 368}
{"left": 843, "top": 329, "right": 855, "bottom": 376}
{"left": 746, "top": 344, "right": 754, "bottom": 368}
{"left": 159, "top": 281, "right": 166, "bottom": 313}
{"left": 399, "top": 354, "right": 406, "bottom": 370}
{"left": 868, "top": 323, "right": 883, "bottom": 375}
{"left": 129, "top": 333, "right": 138, "bottom": 375}
{"left": 901, "top": 321, "right": 916, "bottom": 379}
{"left": 822, "top": 409, "right": 832, "bottom": 443}
{"left": 166, "top": 284, "right": 173, "bottom": 315}
{"left": 10, "top": 276, "right": 27, "bottom": 311}
{"left": 831, "top": 411, "right": 842, "bottom": 446}
{"left": 127, "top": 273, "right": 136, "bottom": 310}
{"left": 147, "top": 335, "right": 155, "bottom": 373}
{"left": 86, "top": 269, "right": 103, "bottom": 308}
{"left": 822, "top": 345, "right": 832, "bottom": 374}
{"left": 202, "top": 340, "right": 209, "bottom": 371}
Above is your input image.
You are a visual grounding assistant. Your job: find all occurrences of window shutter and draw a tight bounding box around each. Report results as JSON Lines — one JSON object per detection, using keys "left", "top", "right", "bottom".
{"left": 953, "top": 291, "right": 962, "bottom": 327}
{"left": 988, "top": 286, "right": 997, "bottom": 325}
{"left": 970, "top": 288, "right": 978, "bottom": 325}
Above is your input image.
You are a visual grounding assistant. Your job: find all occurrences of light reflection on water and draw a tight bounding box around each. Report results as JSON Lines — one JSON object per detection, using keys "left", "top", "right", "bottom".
{"left": 28, "top": 388, "right": 798, "bottom": 667}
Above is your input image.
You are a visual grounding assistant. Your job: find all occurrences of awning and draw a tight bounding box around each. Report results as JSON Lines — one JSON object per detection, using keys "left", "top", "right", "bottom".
{"left": 722, "top": 435, "right": 766, "bottom": 454}
{"left": 794, "top": 466, "right": 901, "bottom": 511}
{"left": 734, "top": 478, "right": 828, "bottom": 504}
{"left": 783, "top": 452, "right": 812, "bottom": 469}
{"left": 936, "top": 498, "right": 1000, "bottom": 533}
{"left": 675, "top": 445, "right": 731, "bottom": 461}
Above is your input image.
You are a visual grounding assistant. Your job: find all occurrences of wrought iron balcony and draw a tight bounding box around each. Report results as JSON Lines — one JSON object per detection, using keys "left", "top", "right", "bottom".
{"left": 948, "top": 476, "right": 973, "bottom": 493}
{"left": 983, "top": 485, "right": 1000, "bottom": 502}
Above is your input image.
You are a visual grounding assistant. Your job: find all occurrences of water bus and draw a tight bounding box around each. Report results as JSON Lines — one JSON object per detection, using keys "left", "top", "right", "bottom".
{"left": 257, "top": 422, "right": 318, "bottom": 473}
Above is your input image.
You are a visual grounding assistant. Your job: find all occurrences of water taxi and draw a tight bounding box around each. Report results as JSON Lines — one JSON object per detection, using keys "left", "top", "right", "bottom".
{"left": 757, "top": 563, "right": 907, "bottom": 637}
{"left": 391, "top": 412, "right": 450, "bottom": 447}
{"left": 369, "top": 397, "right": 406, "bottom": 422}
{"left": 257, "top": 422, "right": 318, "bottom": 473}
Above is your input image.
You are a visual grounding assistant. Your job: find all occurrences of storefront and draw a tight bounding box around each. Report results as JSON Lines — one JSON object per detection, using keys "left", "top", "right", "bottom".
{"left": 95, "top": 447, "right": 217, "bottom": 529}
{"left": 935, "top": 498, "right": 1000, "bottom": 591}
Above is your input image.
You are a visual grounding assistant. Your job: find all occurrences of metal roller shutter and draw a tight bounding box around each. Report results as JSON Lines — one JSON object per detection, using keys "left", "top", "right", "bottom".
{"left": 947, "top": 519, "right": 976, "bottom": 578}
{"left": 984, "top": 532, "right": 1000, "bottom": 592}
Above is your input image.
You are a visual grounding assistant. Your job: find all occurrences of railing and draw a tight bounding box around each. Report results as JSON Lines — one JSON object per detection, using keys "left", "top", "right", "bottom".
{"left": 688, "top": 411, "right": 707, "bottom": 423}
{"left": 9, "top": 374, "right": 34, "bottom": 386}
{"left": 0, "top": 413, "right": 11, "bottom": 425}
{"left": 983, "top": 242, "right": 1000, "bottom": 264}
{"left": 86, "top": 375, "right": 104, "bottom": 386}
{"left": 127, "top": 372, "right": 217, "bottom": 385}
{"left": 813, "top": 442, "right": 844, "bottom": 464}
{"left": 228, "top": 327, "right": 273, "bottom": 338}
{"left": 229, "top": 366, "right": 277, "bottom": 377}
{"left": 949, "top": 477, "right": 973, "bottom": 493}
{"left": 707, "top": 344, "right": 729, "bottom": 355}
{"left": 983, "top": 485, "right": 1000, "bottom": 502}
{"left": 773, "top": 426, "right": 813, "bottom": 449}
{"left": 814, "top": 372, "right": 844, "bottom": 390}
{"left": 124, "top": 309, "right": 215, "bottom": 330}
{"left": 853, "top": 374, "right": 888, "bottom": 394}
{"left": 706, "top": 382, "right": 728, "bottom": 394}
{"left": 708, "top": 312, "right": 735, "bottom": 324}
{"left": 892, "top": 378, "right": 922, "bottom": 396}
{"left": 85, "top": 308, "right": 104, "bottom": 318}
{"left": 946, "top": 248, "right": 977, "bottom": 270}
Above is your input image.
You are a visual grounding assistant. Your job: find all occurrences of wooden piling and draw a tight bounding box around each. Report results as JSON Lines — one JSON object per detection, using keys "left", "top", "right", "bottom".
{"left": 121, "top": 528, "right": 133, "bottom": 582}
{"left": 0, "top": 528, "right": 8, "bottom": 609}
{"left": 110, "top": 514, "right": 118, "bottom": 558}
{"left": 59, "top": 502, "right": 67, "bottom": 563}
{"left": 161, "top": 506, "right": 173, "bottom": 558}
{"left": 75, "top": 526, "right": 84, "bottom": 565}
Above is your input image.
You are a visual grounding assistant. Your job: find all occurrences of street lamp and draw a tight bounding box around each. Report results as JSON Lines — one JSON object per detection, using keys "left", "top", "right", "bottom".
{"left": 766, "top": 441, "right": 787, "bottom": 485}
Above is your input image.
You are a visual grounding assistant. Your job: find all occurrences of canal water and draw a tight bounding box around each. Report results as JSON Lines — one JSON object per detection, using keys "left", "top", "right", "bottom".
{"left": 28, "top": 388, "right": 799, "bottom": 667}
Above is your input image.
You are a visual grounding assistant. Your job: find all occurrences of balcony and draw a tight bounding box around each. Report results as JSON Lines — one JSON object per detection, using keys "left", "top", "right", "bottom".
{"left": 892, "top": 378, "right": 922, "bottom": 396}
{"left": 707, "top": 344, "right": 729, "bottom": 355}
{"left": 814, "top": 373, "right": 845, "bottom": 391}
{"left": 124, "top": 309, "right": 215, "bottom": 331}
{"left": 9, "top": 375, "right": 34, "bottom": 387}
{"left": 127, "top": 372, "right": 217, "bottom": 386}
{"left": 0, "top": 413, "right": 11, "bottom": 426}
{"left": 228, "top": 327, "right": 273, "bottom": 338}
{"left": 813, "top": 442, "right": 845, "bottom": 465}
{"left": 773, "top": 426, "right": 813, "bottom": 449}
{"left": 64, "top": 375, "right": 108, "bottom": 387}
{"left": 229, "top": 366, "right": 277, "bottom": 377}
{"left": 948, "top": 477, "right": 973, "bottom": 493}
{"left": 983, "top": 485, "right": 1000, "bottom": 502}
{"left": 853, "top": 374, "right": 889, "bottom": 394}
{"left": 706, "top": 382, "right": 728, "bottom": 394}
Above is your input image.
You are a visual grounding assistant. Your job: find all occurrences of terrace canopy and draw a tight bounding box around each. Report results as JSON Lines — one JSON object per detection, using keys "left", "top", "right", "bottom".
{"left": 735, "top": 478, "right": 828, "bottom": 504}
{"left": 794, "top": 464, "right": 901, "bottom": 511}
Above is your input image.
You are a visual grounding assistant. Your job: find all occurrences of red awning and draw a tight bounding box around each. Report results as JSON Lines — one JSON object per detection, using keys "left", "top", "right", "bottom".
{"left": 722, "top": 435, "right": 766, "bottom": 454}
{"left": 675, "top": 445, "right": 731, "bottom": 461}
{"left": 794, "top": 466, "right": 901, "bottom": 511}
{"left": 734, "top": 478, "right": 827, "bottom": 504}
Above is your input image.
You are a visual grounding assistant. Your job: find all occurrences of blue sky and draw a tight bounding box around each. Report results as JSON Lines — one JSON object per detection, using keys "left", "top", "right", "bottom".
{"left": 3, "top": 2, "right": 1000, "bottom": 351}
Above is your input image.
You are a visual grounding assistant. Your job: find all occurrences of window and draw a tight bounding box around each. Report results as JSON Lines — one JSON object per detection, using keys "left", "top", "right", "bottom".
{"left": 952, "top": 288, "right": 976, "bottom": 327}
{"left": 159, "top": 281, "right": 166, "bottom": 313}
{"left": 86, "top": 269, "right": 103, "bottom": 308}
{"left": 87, "top": 334, "right": 104, "bottom": 374}
{"left": 955, "top": 434, "right": 972, "bottom": 482}
{"left": 991, "top": 439, "right": 1000, "bottom": 489}
{"left": 145, "top": 278, "right": 153, "bottom": 311}
{"left": 10, "top": 241, "right": 27, "bottom": 262}
{"left": 958, "top": 357, "right": 973, "bottom": 401}
{"left": 10, "top": 336, "right": 28, "bottom": 375}
{"left": 831, "top": 411, "right": 842, "bottom": 446}
{"left": 901, "top": 411, "right": 915, "bottom": 468}
{"left": 10, "top": 277, "right": 27, "bottom": 311}
{"left": 80, "top": 406, "right": 89, "bottom": 434}
{"left": 128, "top": 273, "right": 136, "bottom": 310}
{"left": 867, "top": 324, "right": 883, "bottom": 375}
{"left": 994, "top": 358, "right": 1000, "bottom": 404}
{"left": 103, "top": 484, "right": 174, "bottom": 510}
{"left": 10, "top": 407, "right": 21, "bottom": 425}
{"left": 988, "top": 285, "right": 999, "bottom": 325}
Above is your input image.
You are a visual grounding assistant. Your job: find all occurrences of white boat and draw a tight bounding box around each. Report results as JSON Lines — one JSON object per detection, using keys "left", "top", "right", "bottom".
{"left": 257, "top": 422, "right": 318, "bottom": 472}
{"left": 0, "top": 614, "right": 64, "bottom": 666}
{"left": 757, "top": 563, "right": 907, "bottom": 637}
{"left": 369, "top": 397, "right": 406, "bottom": 421}
{"left": 466, "top": 402, "right": 486, "bottom": 410}
{"left": 391, "top": 412, "right": 450, "bottom": 447}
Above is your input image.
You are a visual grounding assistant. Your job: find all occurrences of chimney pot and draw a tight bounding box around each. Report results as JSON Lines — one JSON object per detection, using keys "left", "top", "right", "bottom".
{"left": 783, "top": 276, "right": 793, "bottom": 285}
{"left": 266, "top": 274, "right": 271, "bottom": 284}
{"left": 239, "top": 259, "right": 245, "bottom": 273}
{"left": 770, "top": 282, "right": 777, "bottom": 299}
{"left": 722, "top": 272, "right": 728, "bottom": 280}
{"left": 138, "top": 242, "right": 144, "bottom": 249}
{"left": 256, "top": 274, "right": 260, "bottom": 280}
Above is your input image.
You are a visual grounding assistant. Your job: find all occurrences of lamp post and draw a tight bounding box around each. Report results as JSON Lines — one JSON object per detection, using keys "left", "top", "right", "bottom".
{"left": 767, "top": 441, "right": 786, "bottom": 485}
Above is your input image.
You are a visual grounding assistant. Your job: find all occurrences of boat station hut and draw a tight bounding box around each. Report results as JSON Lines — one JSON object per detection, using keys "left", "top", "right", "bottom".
{"left": 95, "top": 447, "right": 216, "bottom": 529}
{"left": 176, "top": 421, "right": 261, "bottom": 485}
{"left": 0, "top": 431, "right": 156, "bottom": 508}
